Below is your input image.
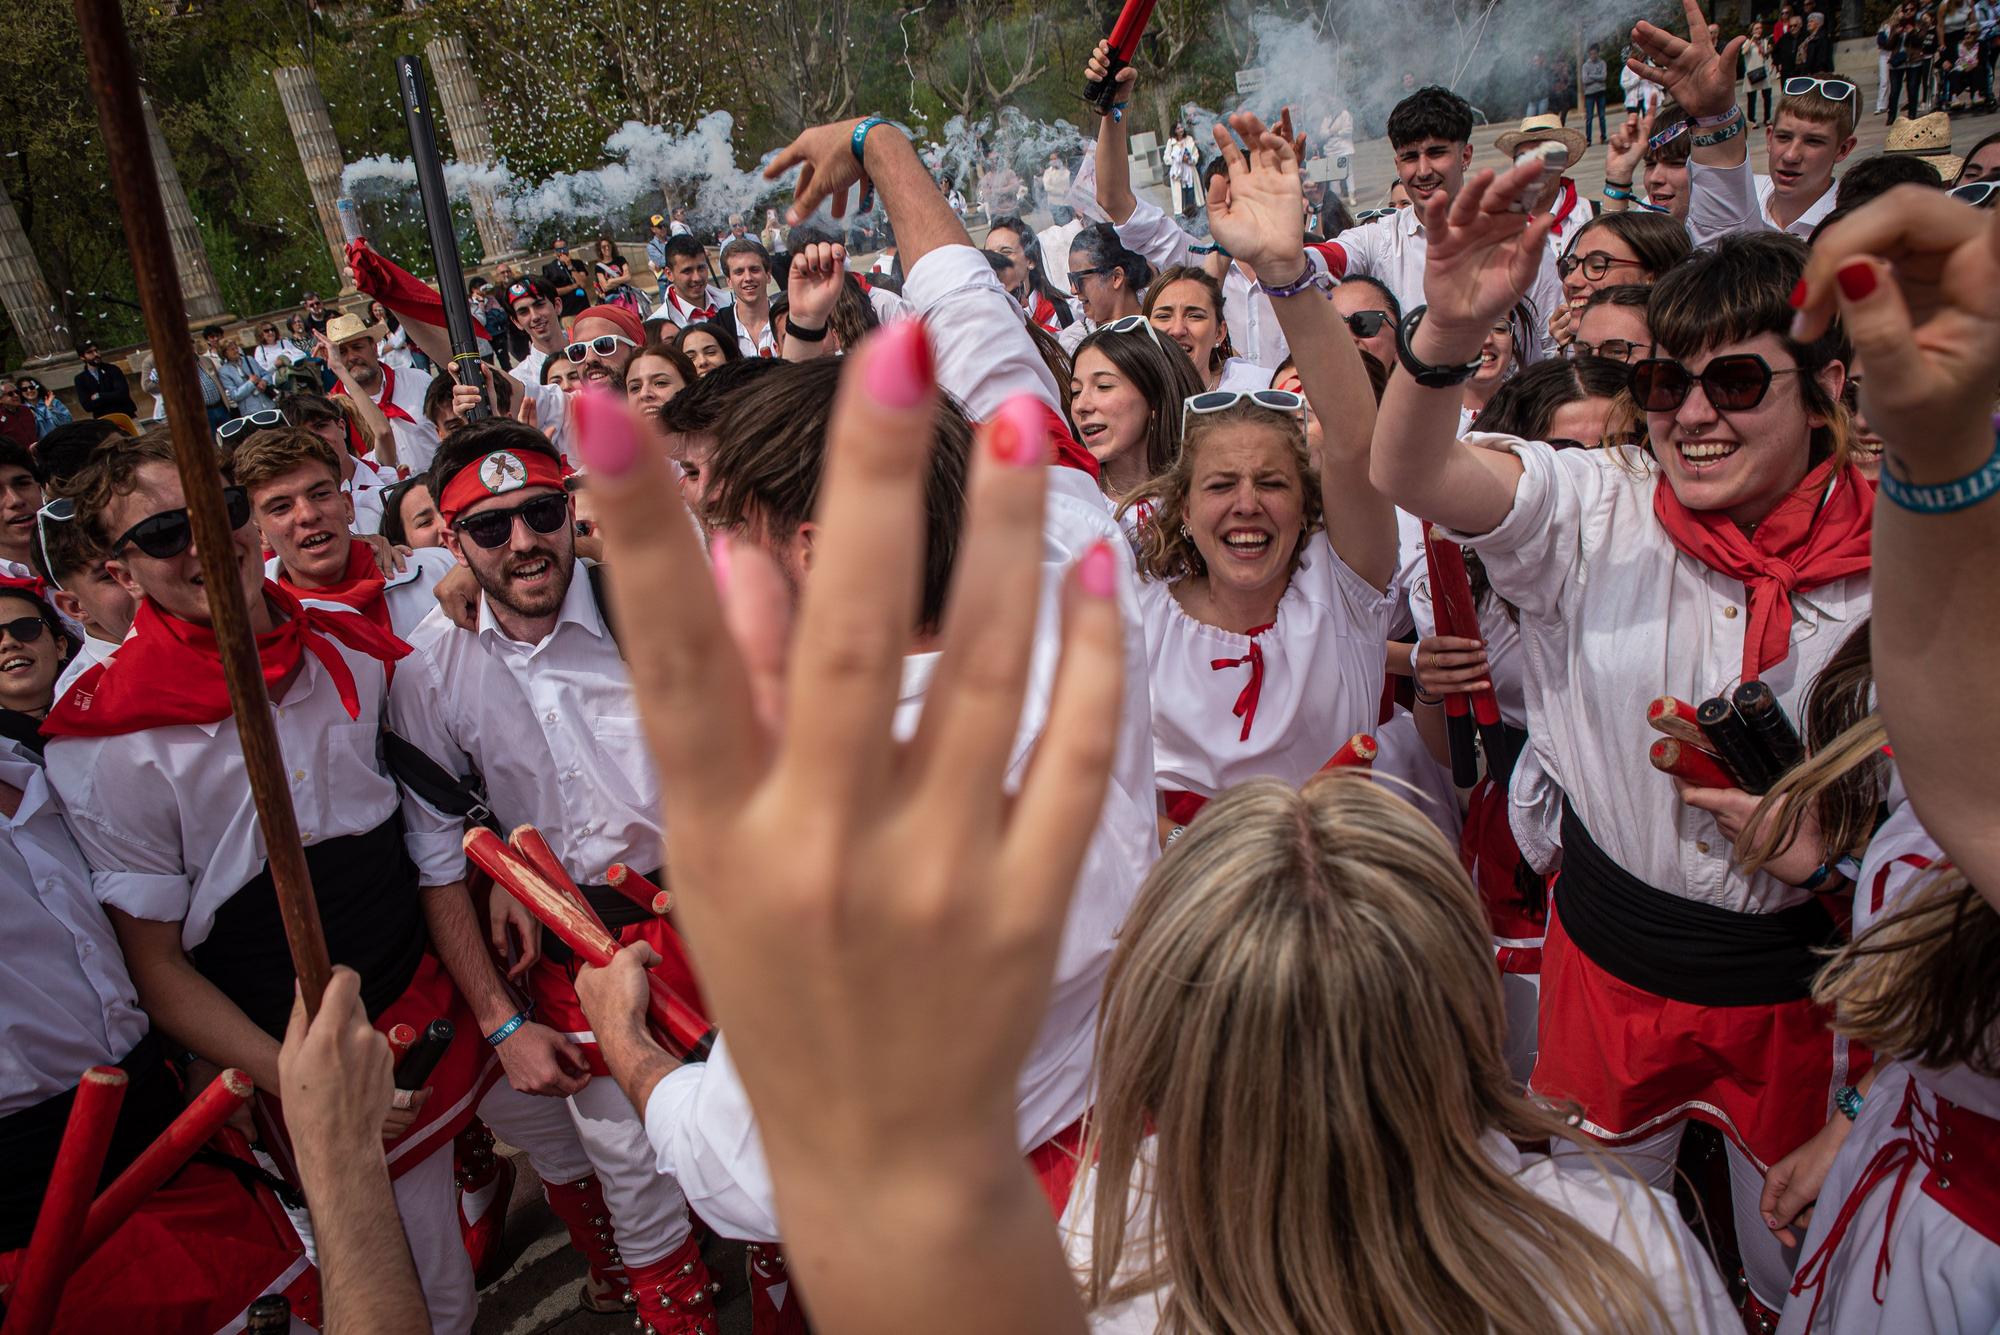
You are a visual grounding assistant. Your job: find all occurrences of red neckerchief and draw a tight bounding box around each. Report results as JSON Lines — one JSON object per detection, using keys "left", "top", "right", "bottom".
{"left": 1033, "top": 403, "right": 1100, "bottom": 481}
{"left": 1550, "top": 178, "right": 1581, "bottom": 228}
{"left": 43, "top": 581, "right": 409, "bottom": 738}
{"left": 1652, "top": 457, "right": 1873, "bottom": 682}
{"left": 331, "top": 363, "right": 416, "bottom": 425}
{"left": 1029, "top": 291, "right": 1061, "bottom": 333}
{"left": 278, "top": 539, "right": 390, "bottom": 632}
{"left": 1210, "top": 621, "right": 1276, "bottom": 742}
{"left": 669, "top": 288, "right": 716, "bottom": 322}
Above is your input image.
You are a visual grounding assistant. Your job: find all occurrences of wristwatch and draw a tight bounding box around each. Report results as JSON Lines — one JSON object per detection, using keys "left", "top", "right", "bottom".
{"left": 1396, "top": 305, "right": 1484, "bottom": 388}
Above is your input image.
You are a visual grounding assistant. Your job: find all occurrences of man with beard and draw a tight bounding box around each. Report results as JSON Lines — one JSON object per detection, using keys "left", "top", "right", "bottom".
{"left": 326, "top": 310, "right": 442, "bottom": 473}
{"left": 644, "top": 235, "right": 730, "bottom": 332}
{"left": 564, "top": 303, "right": 646, "bottom": 395}
{"left": 711, "top": 238, "right": 778, "bottom": 358}
{"left": 387, "top": 417, "right": 720, "bottom": 1334}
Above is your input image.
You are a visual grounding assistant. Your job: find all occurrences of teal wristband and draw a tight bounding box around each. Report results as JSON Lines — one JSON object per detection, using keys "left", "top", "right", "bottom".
{"left": 1879, "top": 423, "right": 2000, "bottom": 514}
{"left": 1834, "top": 1083, "right": 1864, "bottom": 1120}
{"left": 1603, "top": 185, "right": 1638, "bottom": 202}
{"left": 851, "top": 116, "right": 888, "bottom": 165}
{"left": 486, "top": 1009, "right": 530, "bottom": 1047}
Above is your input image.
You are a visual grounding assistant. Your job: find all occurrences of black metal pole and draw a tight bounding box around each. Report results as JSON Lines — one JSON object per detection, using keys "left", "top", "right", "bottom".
{"left": 396, "top": 54, "right": 488, "bottom": 420}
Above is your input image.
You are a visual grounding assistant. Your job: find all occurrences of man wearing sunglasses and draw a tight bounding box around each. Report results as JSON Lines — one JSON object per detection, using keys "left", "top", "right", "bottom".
{"left": 42, "top": 429, "right": 624, "bottom": 1334}
{"left": 388, "top": 417, "right": 724, "bottom": 1329}
{"left": 563, "top": 302, "right": 646, "bottom": 392}
{"left": 1633, "top": 1, "right": 1855, "bottom": 244}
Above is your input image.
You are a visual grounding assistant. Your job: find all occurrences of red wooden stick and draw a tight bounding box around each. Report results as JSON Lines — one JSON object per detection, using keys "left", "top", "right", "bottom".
{"left": 465, "top": 830, "right": 712, "bottom": 1061}
{"left": 3, "top": 1067, "right": 128, "bottom": 1334}
{"left": 1647, "top": 696, "right": 1711, "bottom": 750}
{"left": 73, "top": 1069, "right": 252, "bottom": 1265}
{"left": 1426, "top": 526, "right": 1502, "bottom": 728}
{"left": 509, "top": 825, "right": 596, "bottom": 920}
{"left": 605, "top": 863, "right": 670, "bottom": 917}
{"left": 1319, "top": 733, "right": 1378, "bottom": 771}
{"left": 1420, "top": 532, "right": 1470, "bottom": 722}
{"left": 1650, "top": 738, "right": 1736, "bottom": 790}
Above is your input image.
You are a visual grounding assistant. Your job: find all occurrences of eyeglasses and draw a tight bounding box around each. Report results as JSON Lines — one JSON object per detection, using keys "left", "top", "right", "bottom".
{"left": 1067, "top": 266, "right": 1109, "bottom": 290}
{"left": 0, "top": 616, "right": 47, "bottom": 646}
{"left": 1950, "top": 180, "right": 1999, "bottom": 208}
{"left": 1782, "top": 77, "right": 1856, "bottom": 101}
{"left": 563, "top": 334, "right": 637, "bottom": 363}
{"left": 1558, "top": 250, "right": 1645, "bottom": 282}
{"left": 1355, "top": 207, "right": 1397, "bottom": 222}
{"left": 1344, "top": 311, "right": 1391, "bottom": 340}
{"left": 1567, "top": 337, "right": 1652, "bottom": 363}
{"left": 452, "top": 493, "right": 570, "bottom": 550}
{"left": 1179, "top": 387, "right": 1309, "bottom": 432}
{"left": 1629, "top": 354, "right": 1805, "bottom": 413}
{"left": 216, "top": 409, "right": 286, "bottom": 443}
{"left": 111, "top": 486, "right": 252, "bottom": 559}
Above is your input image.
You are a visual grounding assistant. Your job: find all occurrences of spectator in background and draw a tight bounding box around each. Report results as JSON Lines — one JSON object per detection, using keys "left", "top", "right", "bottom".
{"left": 299, "top": 290, "right": 331, "bottom": 335}
{"left": 760, "top": 208, "right": 786, "bottom": 252}
{"left": 1744, "top": 20, "right": 1775, "bottom": 125}
{"left": 1877, "top": 9, "right": 1900, "bottom": 113}
{"left": 1582, "top": 44, "right": 1610, "bottom": 143}
{"left": 217, "top": 337, "right": 279, "bottom": 418}
{"left": 669, "top": 206, "right": 692, "bottom": 237}
{"left": 250, "top": 322, "right": 291, "bottom": 377}
{"left": 73, "top": 341, "right": 136, "bottom": 419}
{"left": 1549, "top": 51, "right": 1576, "bottom": 125}
{"left": 1526, "top": 52, "right": 1551, "bottom": 115}
{"left": 17, "top": 378, "right": 71, "bottom": 439}
{"left": 1041, "top": 151, "right": 1072, "bottom": 209}
{"left": 646, "top": 213, "right": 672, "bottom": 304}
{"left": 0, "top": 383, "right": 36, "bottom": 448}
{"left": 542, "top": 238, "right": 591, "bottom": 319}
{"left": 1801, "top": 10, "right": 1836, "bottom": 74}
{"left": 593, "top": 236, "right": 642, "bottom": 314}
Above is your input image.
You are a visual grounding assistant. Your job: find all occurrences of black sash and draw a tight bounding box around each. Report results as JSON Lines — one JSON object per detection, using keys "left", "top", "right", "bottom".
{"left": 0, "top": 1031, "right": 179, "bottom": 1251}
{"left": 192, "top": 815, "right": 425, "bottom": 1037}
{"left": 1556, "top": 799, "right": 1840, "bottom": 1007}
{"left": 543, "top": 867, "right": 660, "bottom": 965}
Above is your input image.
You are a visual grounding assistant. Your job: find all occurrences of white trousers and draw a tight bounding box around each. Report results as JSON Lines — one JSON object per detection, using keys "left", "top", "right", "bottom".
{"left": 1553, "top": 1118, "right": 1799, "bottom": 1310}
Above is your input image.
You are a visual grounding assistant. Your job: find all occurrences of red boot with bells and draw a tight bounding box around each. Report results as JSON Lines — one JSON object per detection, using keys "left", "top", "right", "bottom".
{"left": 627, "top": 1231, "right": 720, "bottom": 1335}
{"left": 747, "top": 1242, "right": 808, "bottom": 1335}
{"left": 542, "top": 1173, "right": 628, "bottom": 1313}
{"left": 453, "top": 1118, "right": 516, "bottom": 1286}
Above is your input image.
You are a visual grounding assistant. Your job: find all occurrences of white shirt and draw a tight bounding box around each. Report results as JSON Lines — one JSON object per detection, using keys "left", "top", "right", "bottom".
{"left": 44, "top": 619, "right": 451, "bottom": 949}
{"left": 1310, "top": 208, "right": 1565, "bottom": 349}
{"left": 1443, "top": 437, "right": 1870, "bottom": 914}
{"left": 729, "top": 304, "right": 778, "bottom": 360}
{"left": 1215, "top": 358, "right": 1276, "bottom": 393}
{"left": 0, "top": 744, "right": 150, "bottom": 1113}
{"left": 372, "top": 365, "right": 442, "bottom": 475}
{"left": 504, "top": 348, "right": 571, "bottom": 451}
{"left": 865, "top": 283, "right": 916, "bottom": 326}
{"left": 1140, "top": 533, "right": 1398, "bottom": 801}
{"left": 1113, "top": 198, "right": 1291, "bottom": 369}
{"left": 1061, "top": 1132, "right": 1738, "bottom": 1334}
{"left": 54, "top": 634, "right": 120, "bottom": 702}
{"left": 273, "top": 544, "right": 457, "bottom": 639}
{"left": 645, "top": 284, "right": 731, "bottom": 330}
{"left": 251, "top": 343, "right": 292, "bottom": 377}
{"left": 1037, "top": 217, "right": 1085, "bottom": 284}
{"left": 1687, "top": 158, "right": 1838, "bottom": 248}
{"left": 346, "top": 453, "right": 391, "bottom": 536}
{"left": 389, "top": 566, "right": 658, "bottom": 889}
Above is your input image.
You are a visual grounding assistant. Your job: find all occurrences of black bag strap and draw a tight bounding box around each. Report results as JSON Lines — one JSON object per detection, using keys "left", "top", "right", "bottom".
{"left": 381, "top": 730, "right": 501, "bottom": 834}
{"left": 586, "top": 561, "right": 622, "bottom": 656}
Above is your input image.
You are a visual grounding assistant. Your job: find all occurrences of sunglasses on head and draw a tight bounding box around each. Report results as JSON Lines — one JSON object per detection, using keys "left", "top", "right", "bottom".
{"left": 1782, "top": 76, "right": 1856, "bottom": 101}
{"left": 216, "top": 409, "right": 286, "bottom": 443}
{"left": 1951, "top": 180, "right": 1999, "bottom": 208}
{"left": 453, "top": 493, "right": 570, "bottom": 550}
{"left": 1100, "top": 313, "right": 1170, "bottom": 350}
{"left": 0, "top": 615, "right": 47, "bottom": 646}
{"left": 1355, "top": 207, "right": 1397, "bottom": 222}
{"left": 1629, "top": 354, "right": 1804, "bottom": 413}
{"left": 562, "top": 334, "right": 636, "bottom": 363}
{"left": 112, "top": 486, "right": 251, "bottom": 560}
{"left": 35, "top": 498, "right": 72, "bottom": 594}
{"left": 1344, "top": 310, "right": 1391, "bottom": 339}
{"left": 1180, "top": 387, "right": 1308, "bottom": 433}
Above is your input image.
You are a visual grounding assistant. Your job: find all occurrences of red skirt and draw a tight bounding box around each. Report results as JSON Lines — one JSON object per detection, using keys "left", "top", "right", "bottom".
{"left": 256, "top": 952, "right": 499, "bottom": 1183}
{"left": 1461, "top": 776, "right": 1543, "bottom": 974}
{"left": 1530, "top": 901, "right": 1863, "bottom": 1170}
{"left": 530, "top": 918, "right": 708, "bottom": 1077}
{"left": 0, "top": 1153, "right": 320, "bottom": 1334}
{"left": 1027, "top": 1114, "right": 1089, "bottom": 1217}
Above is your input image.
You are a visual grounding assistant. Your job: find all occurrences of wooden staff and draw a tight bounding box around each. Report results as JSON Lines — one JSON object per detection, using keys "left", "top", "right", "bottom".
{"left": 1, "top": 1068, "right": 127, "bottom": 1334}
{"left": 74, "top": 0, "right": 332, "bottom": 1016}
{"left": 74, "top": 1070, "right": 252, "bottom": 1265}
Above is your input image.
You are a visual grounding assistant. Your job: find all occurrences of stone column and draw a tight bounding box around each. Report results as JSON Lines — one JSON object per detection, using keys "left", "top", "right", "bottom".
{"left": 424, "top": 35, "right": 519, "bottom": 262}
{"left": 272, "top": 65, "right": 353, "bottom": 290}
{"left": 140, "top": 94, "right": 224, "bottom": 322}
{"left": 0, "top": 176, "right": 70, "bottom": 363}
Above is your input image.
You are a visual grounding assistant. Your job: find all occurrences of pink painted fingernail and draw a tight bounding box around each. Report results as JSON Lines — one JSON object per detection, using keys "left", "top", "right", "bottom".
{"left": 864, "top": 320, "right": 934, "bottom": 410}
{"left": 709, "top": 530, "right": 733, "bottom": 594}
{"left": 989, "top": 395, "right": 1051, "bottom": 467}
{"left": 572, "top": 383, "right": 640, "bottom": 478}
{"left": 1078, "top": 539, "right": 1118, "bottom": 598}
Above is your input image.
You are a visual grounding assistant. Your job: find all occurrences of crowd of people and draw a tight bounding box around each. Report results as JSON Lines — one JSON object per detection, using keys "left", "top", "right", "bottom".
{"left": 5, "top": 0, "right": 2000, "bottom": 1332}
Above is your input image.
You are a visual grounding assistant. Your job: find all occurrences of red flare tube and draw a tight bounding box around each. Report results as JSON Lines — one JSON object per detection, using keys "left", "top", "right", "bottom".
{"left": 509, "top": 825, "right": 595, "bottom": 919}
{"left": 1425, "top": 526, "right": 1502, "bottom": 729}
{"left": 1108, "top": 0, "right": 1159, "bottom": 60}
{"left": 1320, "top": 733, "right": 1378, "bottom": 771}
{"left": 465, "top": 829, "right": 712, "bottom": 1062}
{"left": 605, "top": 863, "right": 671, "bottom": 917}
{"left": 3, "top": 1066, "right": 127, "bottom": 1334}
{"left": 74, "top": 1069, "right": 252, "bottom": 1266}
{"left": 1647, "top": 696, "right": 1711, "bottom": 750}
{"left": 386, "top": 1023, "right": 417, "bottom": 1060}
{"left": 1650, "top": 738, "right": 1736, "bottom": 790}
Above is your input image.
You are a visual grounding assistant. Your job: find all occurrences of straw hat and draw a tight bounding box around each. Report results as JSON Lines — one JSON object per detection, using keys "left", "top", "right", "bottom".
{"left": 1494, "top": 114, "right": 1589, "bottom": 166}
{"left": 324, "top": 311, "right": 382, "bottom": 345}
{"left": 1884, "top": 111, "right": 1963, "bottom": 183}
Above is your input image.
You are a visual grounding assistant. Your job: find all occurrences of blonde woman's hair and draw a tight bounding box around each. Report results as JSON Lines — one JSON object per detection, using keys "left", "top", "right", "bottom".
{"left": 1117, "top": 401, "right": 1322, "bottom": 583}
{"left": 1079, "top": 774, "right": 1679, "bottom": 1334}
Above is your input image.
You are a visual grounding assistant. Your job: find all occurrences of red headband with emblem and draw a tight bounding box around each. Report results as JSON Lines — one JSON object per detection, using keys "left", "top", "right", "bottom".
{"left": 438, "top": 448, "right": 568, "bottom": 526}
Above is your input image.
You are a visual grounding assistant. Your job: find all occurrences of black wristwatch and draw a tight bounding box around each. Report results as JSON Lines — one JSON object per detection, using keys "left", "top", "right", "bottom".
{"left": 1397, "top": 305, "right": 1484, "bottom": 388}
{"left": 785, "top": 318, "right": 830, "bottom": 343}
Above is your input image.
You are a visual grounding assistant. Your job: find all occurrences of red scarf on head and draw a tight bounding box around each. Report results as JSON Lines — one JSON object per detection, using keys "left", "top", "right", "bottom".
{"left": 278, "top": 539, "right": 389, "bottom": 632}
{"left": 42, "top": 581, "right": 410, "bottom": 739}
{"left": 1651, "top": 457, "right": 1873, "bottom": 682}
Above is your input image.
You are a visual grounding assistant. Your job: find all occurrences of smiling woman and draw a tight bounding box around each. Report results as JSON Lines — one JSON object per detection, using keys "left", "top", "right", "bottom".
{"left": 0, "top": 586, "right": 74, "bottom": 751}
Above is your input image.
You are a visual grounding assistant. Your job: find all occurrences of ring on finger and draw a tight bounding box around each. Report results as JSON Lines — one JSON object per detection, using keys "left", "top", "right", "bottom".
{"left": 391, "top": 1089, "right": 415, "bottom": 1111}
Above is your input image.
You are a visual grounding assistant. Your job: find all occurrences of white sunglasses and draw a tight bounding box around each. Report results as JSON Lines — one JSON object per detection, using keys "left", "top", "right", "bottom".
{"left": 1179, "top": 387, "right": 1308, "bottom": 433}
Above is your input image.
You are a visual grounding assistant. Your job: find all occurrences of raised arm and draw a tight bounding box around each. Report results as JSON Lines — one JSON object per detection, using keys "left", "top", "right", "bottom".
{"left": 1630, "top": 0, "right": 1762, "bottom": 245}
{"left": 1207, "top": 113, "right": 1396, "bottom": 591}
{"left": 315, "top": 332, "right": 400, "bottom": 468}
{"left": 1796, "top": 188, "right": 2000, "bottom": 899}
{"left": 1368, "top": 159, "right": 1555, "bottom": 535}
{"left": 1084, "top": 41, "right": 1140, "bottom": 225}
{"left": 780, "top": 241, "right": 848, "bottom": 364}
{"left": 766, "top": 117, "right": 967, "bottom": 274}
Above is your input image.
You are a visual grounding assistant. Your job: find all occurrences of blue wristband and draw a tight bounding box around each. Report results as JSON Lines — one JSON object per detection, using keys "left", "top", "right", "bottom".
{"left": 485, "top": 1009, "right": 530, "bottom": 1047}
{"left": 851, "top": 116, "right": 888, "bottom": 165}
{"left": 1879, "top": 422, "right": 2000, "bottom": 514}
{"left": 1834, "top": 1083, "right": 1864, "bottom": 1120}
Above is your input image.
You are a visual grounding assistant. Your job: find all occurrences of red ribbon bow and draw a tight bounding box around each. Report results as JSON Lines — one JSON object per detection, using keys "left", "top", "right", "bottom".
{"left": 1210, "top": 621, "right": 1274, "bottom": 742}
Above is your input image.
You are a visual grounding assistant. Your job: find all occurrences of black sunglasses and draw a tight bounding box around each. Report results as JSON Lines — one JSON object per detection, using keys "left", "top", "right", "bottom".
{"left": 1066, "top": 266, "right": 1109, "bottom": 289}
{"left": 216, "top": 409, "right": 286, "bottom": 443}
{"left": 1344, "top": 311, "right": 1390, "bottom": 339}
{"left": 453, "top": 493, "right": 570, "bottom": 550}
{"left": 112, "top": 486, "right": 252, "bottom": 559}
{"left": 0, "top": 616, "right": 47, "bottom": 646}
{"left": 1629, "top": 354, "right": 1804, "bottom": 413}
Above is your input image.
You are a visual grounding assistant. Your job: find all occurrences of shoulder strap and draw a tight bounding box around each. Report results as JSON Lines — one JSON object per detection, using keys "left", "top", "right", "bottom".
{"left": 587, "top": 561, "right": 623, "bottom": 657}
{"left": 381, "top": 730, "right": 501, "bottom": 833}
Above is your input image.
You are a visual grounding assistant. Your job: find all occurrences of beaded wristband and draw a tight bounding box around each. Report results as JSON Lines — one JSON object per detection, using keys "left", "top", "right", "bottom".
{"left": 1880, "top": 424, "right": 2000, "bottom": 513}
{"left": 1834, "top": 1084, "right": 1864, "bottom": 1120}
{"left": 486, "top": 1009, "right": 531, "bottom": 1047}
{"left": 850, "top": 116, "right": 888, "bottom": 165}
{"left": 1257, "top": 260, "right": 1333, "bottom": 300}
